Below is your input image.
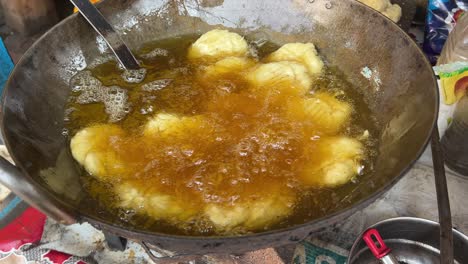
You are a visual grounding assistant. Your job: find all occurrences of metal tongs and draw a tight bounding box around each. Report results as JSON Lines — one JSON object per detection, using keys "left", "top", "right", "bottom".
{"left": 69, "top": 0, "right": 140, "bottom": 70}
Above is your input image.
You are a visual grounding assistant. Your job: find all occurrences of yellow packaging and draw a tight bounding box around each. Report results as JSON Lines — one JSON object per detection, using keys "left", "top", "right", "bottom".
{"left": 73, "top": 0, "right": 101, "bottom": 13}
{"left": 434, "top": 62, "right": 468, "bottom": 105}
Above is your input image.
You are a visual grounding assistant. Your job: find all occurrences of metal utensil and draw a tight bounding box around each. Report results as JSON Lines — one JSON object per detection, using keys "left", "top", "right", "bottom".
{"left": 69, "top": 0, "right": 140, "bottom": 70}
{"left": 363, "top": 228, "right": 399, "bottom": 264}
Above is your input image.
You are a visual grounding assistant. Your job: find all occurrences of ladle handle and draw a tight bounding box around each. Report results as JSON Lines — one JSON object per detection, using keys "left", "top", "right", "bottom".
{"left": 362, "top": 229, "right": 391, "bottom": 259}
{"left": 362, "top": 229, "right": 399, "bottom": 264}
{"left": 0, "top": 156, "right": 76, "bottom": 225}
{"left": 70, "top": 0, "right": 140, "bottom": 70}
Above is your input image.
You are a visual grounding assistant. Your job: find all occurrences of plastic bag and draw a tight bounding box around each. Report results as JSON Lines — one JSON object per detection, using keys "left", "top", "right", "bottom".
{"left": 423, "top": 0, "right": 467, "bottom": 64}
{"left": 438, "top": 9, "right": 468, "bottom": 65}
{"left": 0, "top": 38, "right": 14, "bottom": 94}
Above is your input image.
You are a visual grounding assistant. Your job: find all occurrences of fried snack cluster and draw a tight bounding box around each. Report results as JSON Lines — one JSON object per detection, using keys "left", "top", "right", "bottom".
{"left": 70, "top": 29, "right": 364, "bottom": 233}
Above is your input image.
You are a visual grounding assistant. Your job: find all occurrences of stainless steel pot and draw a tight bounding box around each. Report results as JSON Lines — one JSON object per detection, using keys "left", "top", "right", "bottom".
{"left": 0, "top": 0, "right": 438, "bottom": 255}
{"left": 348, "top": 217, "right": 468, "bottom": 264}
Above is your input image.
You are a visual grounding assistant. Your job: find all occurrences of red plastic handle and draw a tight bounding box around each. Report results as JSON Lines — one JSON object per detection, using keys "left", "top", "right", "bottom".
{"left": 362, "top": 228, "right": 392, "bottom": 259}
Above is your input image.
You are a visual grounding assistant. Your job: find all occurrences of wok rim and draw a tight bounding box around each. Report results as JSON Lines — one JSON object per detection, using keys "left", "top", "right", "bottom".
{"left": 0, "top": 0, "right": 439, "bottom": 243}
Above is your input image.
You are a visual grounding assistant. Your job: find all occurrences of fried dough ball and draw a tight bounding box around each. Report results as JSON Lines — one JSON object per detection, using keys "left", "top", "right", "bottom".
{"left": 382, "top": 4, "right": 402, "bottom": 23}
{"left": 266, "top": 43, "right": 324, "bottom": 76}
{"left": 70, "top": 124, "right": 126, "bottom": 180}
{"left": 204, "top": 191, "right": 296, "bottom": 231}
{"left": 115, "top": 182, "right": 198, "bottom": 221}
{"left": 287, "top": 92, "right": 352, "bottom": 134}
{"left": 143, "top": 113, "right": 210, "bottom": 138}
{"left": 301, "top": 136, "right": 364, "bottom": 187}
{"left": 187, "top": 29, "right": 249, "bottom": 62}
{"left": 357, "top": 0, "right": 402, "bottom": 22}
{"left": 358, "top": 0, "right": 389, "bottom": 11}
{"left": 200, "top": 57, "right": 256, "bottom": 80}
{"left": 247, "top": 62, "right": 312, "bottom": 96}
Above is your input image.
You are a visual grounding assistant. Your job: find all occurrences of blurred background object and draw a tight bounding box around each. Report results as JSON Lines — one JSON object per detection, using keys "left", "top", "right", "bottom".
{"left": 414, "top": 0, "right": 429, "bottom": 24}
{"left": 0, "top": 0, "right": 58, "bottom": 36}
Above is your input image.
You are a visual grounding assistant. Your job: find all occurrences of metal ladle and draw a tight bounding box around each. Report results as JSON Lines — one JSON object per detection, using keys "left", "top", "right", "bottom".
{"left": 70, "top": 0, "right": 140, "bottom": 70}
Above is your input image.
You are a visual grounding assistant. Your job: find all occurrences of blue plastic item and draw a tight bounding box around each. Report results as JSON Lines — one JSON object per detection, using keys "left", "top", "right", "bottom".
{"left": 0, "top": 38, "right": 14, "bottom": 94}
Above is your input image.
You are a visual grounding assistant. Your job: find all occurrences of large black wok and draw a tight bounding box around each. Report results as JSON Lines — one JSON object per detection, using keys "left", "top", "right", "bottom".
{"left": 0, "top": 0, "right": 437, "bottom": 256}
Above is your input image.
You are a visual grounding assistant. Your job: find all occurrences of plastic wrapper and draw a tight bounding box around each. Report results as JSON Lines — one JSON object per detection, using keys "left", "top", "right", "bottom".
{"left": 434, "top": 62, "right": 468, "bottom": 104}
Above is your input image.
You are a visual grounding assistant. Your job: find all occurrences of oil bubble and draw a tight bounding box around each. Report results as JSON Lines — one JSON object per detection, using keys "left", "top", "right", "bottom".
{"left": 141, "top": 79, "right": 172, "bottom": 92}
{"left": 142, "top": 48, "right": 169, "bottom": 59}
{"left": 122, "top": 68, "right": 147, "bottom": 84}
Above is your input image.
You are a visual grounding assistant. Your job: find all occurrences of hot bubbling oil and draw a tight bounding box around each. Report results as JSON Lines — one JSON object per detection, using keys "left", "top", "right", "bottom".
{"left": 64, "top": 35, "right": 379, "bottom": 235}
